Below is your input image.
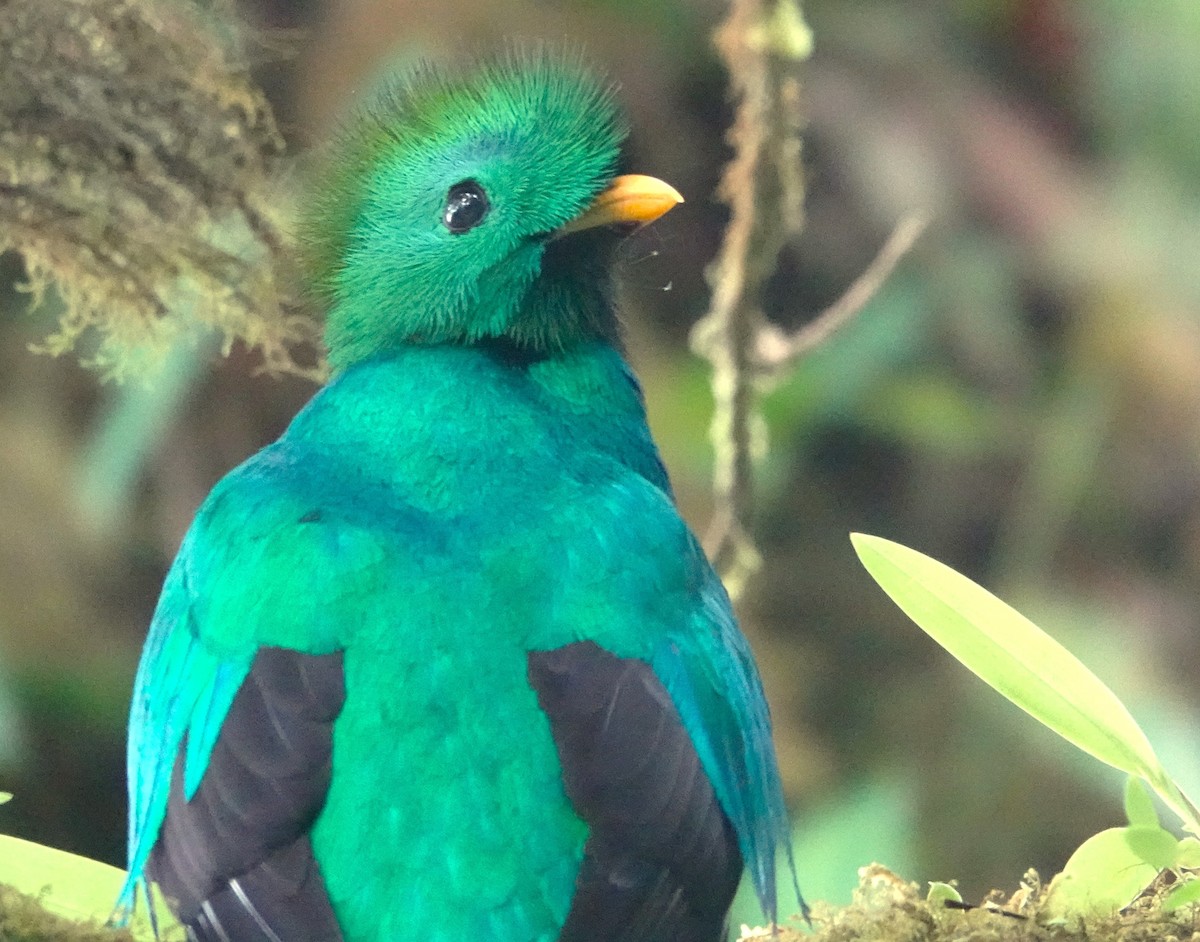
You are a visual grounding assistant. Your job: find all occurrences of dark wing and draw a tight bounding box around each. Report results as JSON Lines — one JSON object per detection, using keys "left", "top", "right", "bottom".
{"left": 147, "top": 646, "right": 346, "bottom": 942}
{"left": 528, "top": 641, "right": 743, "bottom": 942}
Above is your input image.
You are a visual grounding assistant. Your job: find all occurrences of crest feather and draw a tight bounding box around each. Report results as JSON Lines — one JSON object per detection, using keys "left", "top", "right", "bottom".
{"left": 299, "top": 49, "right": 626, "bottom": 303}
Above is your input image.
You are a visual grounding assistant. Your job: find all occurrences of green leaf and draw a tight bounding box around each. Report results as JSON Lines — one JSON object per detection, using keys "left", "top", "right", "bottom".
{"left": 1176, "top": 836, "right": 1200, "bottom": 869}
{"left": 850, "top": 535, "right": 1179, "bottom": 808}
{"left": 926, "top": 881, "right": 962, "bottom": 905}
{"left": 1042, "top": 827, "right": 1158, "bottom": 920}
{"left": 1124, "top": 826, "right": 1179, "bottom": 870}
{"left": 0, "top": 791, "right": 11, "bottom": 804}
{"left": 1163, "top": 877, "right": 1200, "bottom": 912}
{"left": 1124, "top": 777, "right": 1160, "bottom": 829}
{"left": 0, "top": 834, "right": 183, "bottom": 940}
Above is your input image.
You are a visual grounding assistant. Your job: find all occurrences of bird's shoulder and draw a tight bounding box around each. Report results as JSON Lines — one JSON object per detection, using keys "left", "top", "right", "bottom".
{"left": 170, "top": 440, "right": 409, "bottom": 657}
{"left": 123, "top": 437, "right": 398, "bottom": 886}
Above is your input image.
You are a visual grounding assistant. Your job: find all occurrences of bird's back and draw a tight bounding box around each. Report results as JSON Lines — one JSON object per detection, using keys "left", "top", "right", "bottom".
{"left": 282, "top": 344, "right": 731, "bottom": 940}
{"left": 135, "top": 341, "right": 744, "bottom": 942}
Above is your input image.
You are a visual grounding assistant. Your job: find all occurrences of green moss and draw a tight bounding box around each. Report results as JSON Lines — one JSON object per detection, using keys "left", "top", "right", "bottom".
{"left": 0, "top": 0, "right": 321, "bottom": 380}
{"left": 0, "top": 885, "right": 136, "bottom": 942}
{"left": 766, "top": 865, "right": 1200, "bottom": 942}
{"left": 6, "top": 864, "right": 1199, "bottom": 942}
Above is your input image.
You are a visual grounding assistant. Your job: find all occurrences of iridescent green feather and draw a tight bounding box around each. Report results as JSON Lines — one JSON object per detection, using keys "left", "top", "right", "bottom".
{"left": 125, "top": 50, "right": 800, "bottom": 942}
{"left": 300, "top": 51, "right": 628, "bottom": 366}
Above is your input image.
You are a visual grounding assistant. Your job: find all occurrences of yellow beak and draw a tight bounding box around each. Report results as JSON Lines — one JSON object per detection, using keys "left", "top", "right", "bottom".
{"left": 556, "top": 174, "right": 684, "bottom": 237}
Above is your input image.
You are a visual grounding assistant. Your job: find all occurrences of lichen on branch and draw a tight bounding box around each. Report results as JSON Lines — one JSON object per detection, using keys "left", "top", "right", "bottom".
{"left": 0, "top": 884, "right": 138, "bottom": 942}
{"left": 691, "top": 0, "right": 813, "bottom": 594}
{"left": 694, "top": 0, "right": 924, "bottom": 595}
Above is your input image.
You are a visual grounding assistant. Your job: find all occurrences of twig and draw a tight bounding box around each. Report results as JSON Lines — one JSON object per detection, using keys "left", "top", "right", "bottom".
{"left": 754, "top": 212, "right": 929, "bottom": 372}
{"left": 691, "top": 0, "right": 812, "bottom": 595}
{"left": 695, "top": 0, "right": 924, "bottom": 596}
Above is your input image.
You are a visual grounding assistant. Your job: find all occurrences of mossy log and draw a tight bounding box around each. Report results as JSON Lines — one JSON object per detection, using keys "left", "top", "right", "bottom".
{"left": 5, "top": 865, "right": 1199, "bottom": 942}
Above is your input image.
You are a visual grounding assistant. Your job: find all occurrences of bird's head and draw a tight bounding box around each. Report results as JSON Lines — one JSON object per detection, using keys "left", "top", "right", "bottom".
{"left": 301, "top": 52, "right": 682, "bottom": 370}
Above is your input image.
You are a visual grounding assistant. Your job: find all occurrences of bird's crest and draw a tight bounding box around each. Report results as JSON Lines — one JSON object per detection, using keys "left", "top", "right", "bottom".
{"left": 298, "top": 49, "right": 631, "bottom": 366}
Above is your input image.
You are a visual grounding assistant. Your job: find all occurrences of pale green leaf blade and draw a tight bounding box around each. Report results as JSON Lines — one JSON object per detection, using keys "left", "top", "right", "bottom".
{"left": 1163, "top": 877, "right": 1200, "bottom": 912}
{"left": 1176, "top": 836, "right": 1200, "bottom": 869}
{"left": 926, "top": 881, "right": 962, "bottom": 905}
{"left": 851, "top": 534, "right": 1163, "bottom": 781}
{"left": 1041, "top": 827, "right": 1158, "bottom": 920}
{"left": 1124, "top": 826, "right": 1178, "bottom": 870}
{"left": 1124, "top": 777, "right": 1160, "bottom": 829}
{"left": 0, "top": 834, "right": 183, "bottom": 940}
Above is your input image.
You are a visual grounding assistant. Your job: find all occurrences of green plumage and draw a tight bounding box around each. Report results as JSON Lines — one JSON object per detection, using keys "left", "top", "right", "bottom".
{"left": 124, "top": 50, "right": 799, "bottom": 942}
{"left": 303, "top": 54, "right": 627, "bottom": 366}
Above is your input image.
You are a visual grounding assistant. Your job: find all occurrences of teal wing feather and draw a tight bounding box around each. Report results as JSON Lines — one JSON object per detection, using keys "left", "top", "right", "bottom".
{"left": 118, "top": 442, "right": 381, "bottom": 922}
{"left": 119, "top": 542, "right": 256, "bottom": 915}
{"left": 650, "top": 537, "right": 802, "bottom": 925}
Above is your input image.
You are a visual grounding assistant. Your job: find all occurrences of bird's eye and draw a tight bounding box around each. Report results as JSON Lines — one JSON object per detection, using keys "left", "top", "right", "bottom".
{"left": 443, "top": 180, "right": 489, "bottom": 234}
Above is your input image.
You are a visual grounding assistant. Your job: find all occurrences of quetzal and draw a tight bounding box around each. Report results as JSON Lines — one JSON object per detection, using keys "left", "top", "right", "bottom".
{"left": 121, "top": 51, "right": 801, "bottom": 942}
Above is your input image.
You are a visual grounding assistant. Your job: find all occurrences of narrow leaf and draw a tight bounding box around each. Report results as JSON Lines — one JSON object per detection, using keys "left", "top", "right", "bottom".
{"left": 851, "top": 534, "right": 1164, "bottom": 784}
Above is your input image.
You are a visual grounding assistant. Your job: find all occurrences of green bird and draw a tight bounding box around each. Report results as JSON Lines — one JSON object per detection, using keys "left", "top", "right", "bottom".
{"left": 121, "top": 52, "right": 801, "bottom": 942}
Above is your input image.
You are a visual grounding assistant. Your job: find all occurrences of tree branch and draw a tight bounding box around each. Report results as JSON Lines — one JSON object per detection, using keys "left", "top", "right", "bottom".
{"left": 691, "top": 0, "right": 812, "bottom": 595}
{"left": 695, "top": 0, "right": 924, "bottom": 596}
{"left": 754, "top": 213, "right": 928, "bottom": 372}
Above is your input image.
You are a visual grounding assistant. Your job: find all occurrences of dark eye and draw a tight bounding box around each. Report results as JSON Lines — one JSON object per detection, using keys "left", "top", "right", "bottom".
{"left": 443, "top": 180, "right": 489, "bottom": 234}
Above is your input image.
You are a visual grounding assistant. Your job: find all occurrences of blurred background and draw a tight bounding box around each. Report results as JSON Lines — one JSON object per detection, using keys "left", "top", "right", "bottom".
{"left": 3, "top": 0, "right": 1200, "bottom": 928}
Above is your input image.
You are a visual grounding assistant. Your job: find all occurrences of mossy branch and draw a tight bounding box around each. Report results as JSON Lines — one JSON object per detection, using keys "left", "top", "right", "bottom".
{"left": 691, "top": 0, "right": 812, "bottom": 596}
{"left": 0, "top": 0, "right": 322, "bottom": 380}
{"left": 693, "top": 0, "right": 924, "bottom": 596}
{"left": 0, "top": 884, "right": 137, "bottom": 942}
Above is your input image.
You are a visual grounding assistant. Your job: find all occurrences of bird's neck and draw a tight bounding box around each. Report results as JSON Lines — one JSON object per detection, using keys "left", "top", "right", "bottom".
{"left": 284, "top": 340, "right": 672, "bottom": 506}
{"left": 288, "top": 340, "right": 671, "bottom": 500}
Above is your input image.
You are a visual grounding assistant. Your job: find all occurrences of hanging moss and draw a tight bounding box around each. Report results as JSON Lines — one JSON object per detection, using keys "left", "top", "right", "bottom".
{"left": 0, "top": 0, "right": 322, "bottom": 379}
